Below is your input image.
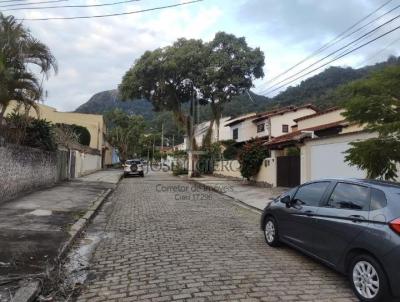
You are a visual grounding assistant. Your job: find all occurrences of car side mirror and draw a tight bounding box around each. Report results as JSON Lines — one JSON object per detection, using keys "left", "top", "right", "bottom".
{"left": 280, "top": 195, "right": 291, "bottom": 207}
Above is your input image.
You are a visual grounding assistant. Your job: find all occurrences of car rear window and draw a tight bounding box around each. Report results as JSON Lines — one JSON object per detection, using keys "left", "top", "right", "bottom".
{"left": 126, "top": 160, "right": 141, "bottom": 165}
{"left": 370, "top": 188, "right": 387, "bottom": 210}
{"left": 328, "top": 183, "right": 370, "bottom": 211}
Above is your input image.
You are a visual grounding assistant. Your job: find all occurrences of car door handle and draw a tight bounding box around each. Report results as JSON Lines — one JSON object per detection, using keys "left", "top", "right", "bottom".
{"left": 304, "top": 210, "right": 314, "bottom": 217}
{"left": 348, "top": 215, "right": 365, "bottom": 223}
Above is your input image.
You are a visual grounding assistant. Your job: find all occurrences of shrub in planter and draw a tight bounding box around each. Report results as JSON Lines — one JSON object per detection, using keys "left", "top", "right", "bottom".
{"left": 238, "top": 138, "right": 269, "bottom": 180}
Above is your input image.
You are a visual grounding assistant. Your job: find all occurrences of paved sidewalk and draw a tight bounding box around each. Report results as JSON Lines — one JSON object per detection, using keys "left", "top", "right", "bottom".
{"left": 185, "top": 175, "right": 287, "bottom": 211}
{"left": 0, "top": 169, "right": 122, "bottom": 301}
{"left": 78, "top": 169, "right": 123, "bottom": 184}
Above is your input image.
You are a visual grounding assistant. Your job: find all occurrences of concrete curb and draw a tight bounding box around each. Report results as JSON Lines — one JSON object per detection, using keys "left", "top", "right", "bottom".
{"left": 59, "top": 188, "right": 113, "bottom": 259}
{"left": 182, "top": 176, "right": 263, "bottom": 215}
{"left": 12, "top": 172, "right": 124, "bottom": 302}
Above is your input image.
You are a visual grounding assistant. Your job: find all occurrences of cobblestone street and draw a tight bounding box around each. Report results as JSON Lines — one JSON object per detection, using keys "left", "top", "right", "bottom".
{"left": 77, "top": 171, "right": 356, "bottom": 302}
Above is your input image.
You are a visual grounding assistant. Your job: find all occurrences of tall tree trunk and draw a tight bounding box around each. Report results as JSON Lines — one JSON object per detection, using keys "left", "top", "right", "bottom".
{"left": 0, "top": 104, "right": 6, "bottom": 125}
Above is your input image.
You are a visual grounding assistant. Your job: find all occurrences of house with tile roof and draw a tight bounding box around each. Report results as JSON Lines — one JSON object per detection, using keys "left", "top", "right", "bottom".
{"left": 224, "top": 104, "right": 318, "bottom": 144}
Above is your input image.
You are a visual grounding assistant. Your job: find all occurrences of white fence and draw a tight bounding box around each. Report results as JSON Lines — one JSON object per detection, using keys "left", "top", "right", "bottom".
{"left": 73, "top": 151, "right": 102, "bottom": 177}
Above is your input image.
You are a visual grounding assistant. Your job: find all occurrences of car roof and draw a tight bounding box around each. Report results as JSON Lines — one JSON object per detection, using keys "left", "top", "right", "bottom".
{"left": 305, "top": 178, "right": 400, "bottom": 192}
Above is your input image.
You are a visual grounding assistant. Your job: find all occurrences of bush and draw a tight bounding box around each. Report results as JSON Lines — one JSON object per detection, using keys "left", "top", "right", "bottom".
{"left": 56, "top": 123, "right": 91, "bottom": 146}
{"left": 198, "top": 142, "right": 222, "bottom": 174}
{"left": 172, "top": 163, "right": 188, "bottom": 176}
{"left": 5, "top": 113, "right": 57, "bottom": 151}
{"left": 221, "top": 139, "right": 240, "bottom": 160}
{"left": 238, "top": 138, "right": 269, "bottom": 180}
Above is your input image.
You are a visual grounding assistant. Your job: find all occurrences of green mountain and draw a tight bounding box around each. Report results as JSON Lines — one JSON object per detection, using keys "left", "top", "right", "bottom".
{"left": 75, "top": 56, "right": 400, "bottom": 120}
{"left": 75, "top": 90, "right": 155, "bottom": 120}
{"left": 265, "top": 56, "right": 400, "bottom": 109}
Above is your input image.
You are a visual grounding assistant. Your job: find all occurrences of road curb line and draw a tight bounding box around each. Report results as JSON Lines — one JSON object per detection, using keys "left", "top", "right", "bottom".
{"left": 12, "top": 172, "right": 124, "bottom": 302}
{"left": 59, "top": 188, "right": 113, "bottom": 259}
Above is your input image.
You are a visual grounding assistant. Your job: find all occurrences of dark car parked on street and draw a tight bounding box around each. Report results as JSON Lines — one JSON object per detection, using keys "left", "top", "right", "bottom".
{"left": 260, "top": 178, "right": 400, "bottom": 302}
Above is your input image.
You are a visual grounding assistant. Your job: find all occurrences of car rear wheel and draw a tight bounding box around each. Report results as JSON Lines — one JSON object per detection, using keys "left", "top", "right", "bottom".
{"left": 349, "top": 254, "right": 390, "bottom": 302}
{"left": 263, "top": 217, "right": 280, "bottom": 247}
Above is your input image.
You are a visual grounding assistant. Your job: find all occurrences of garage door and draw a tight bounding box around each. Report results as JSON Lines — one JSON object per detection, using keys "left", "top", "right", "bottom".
{"left": 310, "top": 142, "right": 366, "bottom": 180}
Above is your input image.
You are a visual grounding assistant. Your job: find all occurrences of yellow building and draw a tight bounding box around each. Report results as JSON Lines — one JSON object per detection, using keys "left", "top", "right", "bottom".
{"left": 5, "top": 101, "right": 114, "bottom": 166}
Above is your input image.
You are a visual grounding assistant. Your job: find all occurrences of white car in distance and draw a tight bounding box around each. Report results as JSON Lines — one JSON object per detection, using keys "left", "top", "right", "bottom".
{"left": 123, "top": 159, "right": 144, "bottom": 177}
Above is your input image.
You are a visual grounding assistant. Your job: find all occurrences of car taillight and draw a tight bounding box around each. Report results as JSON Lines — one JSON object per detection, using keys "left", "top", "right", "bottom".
{"left": 389, "top": 218, "right": 400, "bottom": 235}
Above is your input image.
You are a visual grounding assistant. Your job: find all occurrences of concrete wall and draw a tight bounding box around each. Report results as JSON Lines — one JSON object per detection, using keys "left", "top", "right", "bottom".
{"left": 214, "top": 160, "right": 243, "bottom": 179}
{"left": 214, "top": 158, "right": 277, "bottom": 186}
{"left": 0, "top": 143, "right": 69, "bottom": 203}
{"left": 74, "top": 151, "right": 102, "bottom": 177}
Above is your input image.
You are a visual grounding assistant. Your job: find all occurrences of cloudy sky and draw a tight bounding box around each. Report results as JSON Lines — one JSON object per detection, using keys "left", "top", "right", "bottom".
{"left": 7, "top": 0, "right": 400, "bottom": 111}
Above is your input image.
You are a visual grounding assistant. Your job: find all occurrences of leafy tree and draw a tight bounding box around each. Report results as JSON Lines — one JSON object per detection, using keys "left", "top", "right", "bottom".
{"left": 119, "top": 38, "right": 208, "bottom": 174}
{"left": 238, "top": 138, "right": 268, "bottom": 181}
{"left": 105, "top": 109, "right": 146, "bottom": 161}
{"left": 0, "top": 14, "right": 57, "bottom": 124}
{"left": 199, "top": 32, "right": 265, "bottom": 144}
{"left": 341, "top": 65, "right": 400, "bottom": 180}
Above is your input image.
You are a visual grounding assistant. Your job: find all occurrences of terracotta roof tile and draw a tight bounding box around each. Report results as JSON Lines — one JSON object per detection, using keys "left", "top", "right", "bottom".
{"left": 265, "top": 120, "right": 346, "bottom": 146}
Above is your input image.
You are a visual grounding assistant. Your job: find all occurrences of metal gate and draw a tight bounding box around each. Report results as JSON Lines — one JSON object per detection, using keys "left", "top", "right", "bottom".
{"left": 277, "top": 155, "right": 300, "bottom": 187}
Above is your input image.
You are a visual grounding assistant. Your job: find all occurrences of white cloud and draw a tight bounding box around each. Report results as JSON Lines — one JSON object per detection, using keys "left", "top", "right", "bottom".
{"left": 12, "top": 0, "right": 400, "bottom": 110}
{"left": 18, "top": 1, "right": 222, "bottom": 111}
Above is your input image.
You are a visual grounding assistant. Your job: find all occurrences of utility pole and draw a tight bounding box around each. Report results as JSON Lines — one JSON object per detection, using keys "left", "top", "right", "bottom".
{"left": 161, "top": 123, "right": 164, "bottom": 151}
{"left": 161, "top": 123, "right": 164, "bottom": 165}
{"left": 152, "top": 134, "right": 155, "bottom": 162}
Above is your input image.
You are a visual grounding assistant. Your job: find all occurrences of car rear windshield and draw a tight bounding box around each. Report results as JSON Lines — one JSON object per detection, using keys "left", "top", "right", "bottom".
{"left": 126, "top": 160, "right": 141, "bottom": 165}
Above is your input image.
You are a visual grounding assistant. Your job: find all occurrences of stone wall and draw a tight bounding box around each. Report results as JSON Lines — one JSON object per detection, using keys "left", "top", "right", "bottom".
{"left": 0, "top": 142, "right": 69, "bottom": 203}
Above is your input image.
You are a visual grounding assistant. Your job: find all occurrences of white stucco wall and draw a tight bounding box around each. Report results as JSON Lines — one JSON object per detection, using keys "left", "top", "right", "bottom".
{"left": 214, "top": 157, "right": 278, "bottom": 186}
{"left": 214, "top": 160, "right": 243, "bottom": 179}
{"left": 297, "top": 109, "right": 345, "bottom": 130}
{"left": 74, "top": 151, "right": 102, "bottom": 177}
{"left": 231, "top": 119, "right": 257, "bottom": 143}
{"left": 300, "top": 132, "right": 378, "bottom": 183}
{"left": 269, "top": 108, "right": 316, "bottom": 137}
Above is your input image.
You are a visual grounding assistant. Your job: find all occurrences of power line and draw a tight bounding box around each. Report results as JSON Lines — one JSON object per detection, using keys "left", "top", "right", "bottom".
{"left": 259, "top": 13, "right": 400, "bottom": 95}
{"left": 3, "top": 0, "right": 139, "bottom": 11}
{"left": 259, "top": 0, "right": 394, "bottom": 89}
{"left": 17, "top": 0, "right": 203, "bottom": 20}
{"left": 262, "top": 25, "right": 400, "bottom": 97}
{"left": 356, "top": 35, "right": 400, "bottom": 67}
{"left": 0, "top": 0, "right": 66, "bottom": 8}
{"left": 0, "top": 0, "right": 30, "bottom": 3}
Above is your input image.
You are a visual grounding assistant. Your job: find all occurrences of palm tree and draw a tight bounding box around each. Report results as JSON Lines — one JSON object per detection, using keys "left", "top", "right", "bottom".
{"left": 0, "top": 14, "right": 57, "bottom": 124}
